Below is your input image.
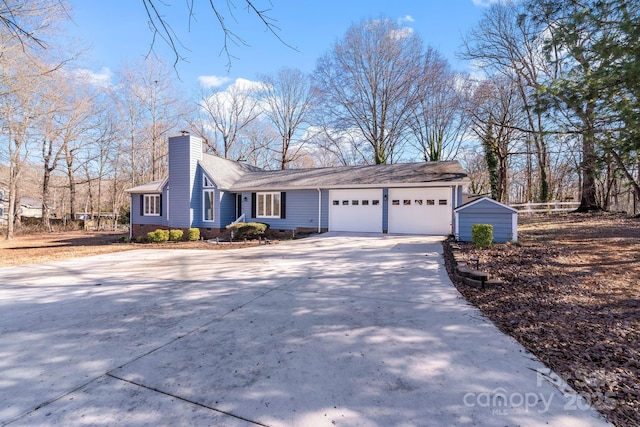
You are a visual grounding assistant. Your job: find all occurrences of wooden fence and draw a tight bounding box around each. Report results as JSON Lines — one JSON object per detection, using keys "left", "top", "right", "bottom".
{"left": 510, "top": 201, "right": 581, "bottom": 213}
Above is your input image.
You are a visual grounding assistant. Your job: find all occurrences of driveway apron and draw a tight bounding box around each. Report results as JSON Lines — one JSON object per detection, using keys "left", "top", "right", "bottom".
{"left": 0, "top": 234, "right": 610, "bottom": 426}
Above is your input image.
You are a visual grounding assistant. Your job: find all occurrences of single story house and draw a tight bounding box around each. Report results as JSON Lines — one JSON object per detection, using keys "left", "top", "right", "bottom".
{"left": 454, "top": 196, "right": 518, "bottom": 243}
{"left": 0, "top": 184, "right": 44, "bottom": 226}
{"left": 126, "top": 133, "right": 470, "bottom": 239}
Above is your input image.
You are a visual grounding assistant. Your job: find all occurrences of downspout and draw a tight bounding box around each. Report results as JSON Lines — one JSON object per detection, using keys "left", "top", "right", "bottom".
{"left": 452, "top": 185, "right": 458, "bottom": 235}
{"left": 454, "top": 211, "right": 459, "bottom": 241}
{"left": 129, "top": 196, "right": 132, "bottom": 241}
{"left": 317, "top": 188, "right": 321, "bottom": 233}
{"left": 454, "top": 185, "right": 458, "bottom": 207}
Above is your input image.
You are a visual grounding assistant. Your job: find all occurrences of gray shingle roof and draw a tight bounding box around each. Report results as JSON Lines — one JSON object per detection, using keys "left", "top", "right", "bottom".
{"left": 229, "top": 161, "right": 468, "bottom": 191}
{"left": 199, "top": 153, "right": 263, "bottom": 189}
{"left": 125, "top": 178, "right": 167, "bottom": 193}
{"left": 126, "top": 156, "right": 468, "bottom": 193}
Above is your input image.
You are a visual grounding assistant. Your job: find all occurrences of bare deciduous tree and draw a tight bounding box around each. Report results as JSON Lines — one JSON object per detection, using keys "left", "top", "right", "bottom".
{"left": 258, "top": 68, "right": 314, "bottom": 170}
{"left": 462, "top": 1, "right": 554, "bottom": 202}
{"left": 141, "top": 0, "right": 291, "bottom": 70}
{"left": 0, "top": 0, "right": 67, "bottom": 49}
{"left": 409, "top": 48, "right": 471, "bottom": 162}
{"left": 469, "top": 77, "right": 526, "bottom": 203}
{"left": 197, "top": 79, "right": 261, "bottom": 160}
{"left": 115, "top": 60, "right": 186, "bottom": 186}
{"left": 313, "top": 18, "right": 425, "bottom": 164}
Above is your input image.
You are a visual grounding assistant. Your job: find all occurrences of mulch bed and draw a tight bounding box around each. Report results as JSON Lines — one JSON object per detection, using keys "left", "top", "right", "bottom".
{"left": 443, "top": 213, "right": 640, "bottom": 427}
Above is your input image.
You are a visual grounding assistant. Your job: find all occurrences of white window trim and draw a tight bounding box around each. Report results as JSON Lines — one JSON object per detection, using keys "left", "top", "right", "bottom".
{"left": 203, "top": 189, "right": 215, "bottom": 222}
{"left": 144, "top": 194, "right": 161, "bottom": 216}
{"left": 203, "top": 175, "right": 214, "bottom": 188}
{"left": 257, "top": 192, "right": 281, "bottom": 218}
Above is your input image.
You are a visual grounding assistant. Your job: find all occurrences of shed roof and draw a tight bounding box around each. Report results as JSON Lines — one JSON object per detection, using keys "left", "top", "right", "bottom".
{"left": 453, "top": 196, "right": 518, "bottom": 213}
{"left": 229, "top": 161, "right": 468, "bottom": 191}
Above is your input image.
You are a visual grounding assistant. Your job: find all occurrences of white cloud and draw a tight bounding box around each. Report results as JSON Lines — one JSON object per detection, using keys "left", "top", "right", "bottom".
{"left": 230, "top": 77, "right": 267, "bottom": 93}
{"left": 398, "top": 15, "right": 415, "bottom": 24}
{"left": 198, "top": 74, "right": 231, "bottom": 88}
{"left": 73, "top": 67, "right": 113, "bottom": 88}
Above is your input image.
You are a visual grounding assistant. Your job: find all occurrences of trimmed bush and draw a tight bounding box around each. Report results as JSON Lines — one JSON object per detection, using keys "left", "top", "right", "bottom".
{"left": 471, "top": 224, "right": 493, "bottom": 249}
{"left": 147, "top": 229, "right": 169, "bottom": 243}
{"left": 187, "top": 228, "right": 200, "bottom": 241}
{"left": 226, "top": 222, "right": 269, "bottom": 240}
{"left": 169, "top": 229, "right": 184, "bottom": 242}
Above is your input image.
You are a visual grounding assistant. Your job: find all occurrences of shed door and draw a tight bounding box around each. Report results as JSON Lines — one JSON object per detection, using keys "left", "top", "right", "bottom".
{"left": 388, "top": 188, "right": 451, "bottom": 235}
{"left": 329, "top": 189, "right": 383, "bottom": 232}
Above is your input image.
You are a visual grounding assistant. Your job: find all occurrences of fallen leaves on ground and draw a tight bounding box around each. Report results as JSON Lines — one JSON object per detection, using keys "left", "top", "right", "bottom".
{"left": 444, "top": 213, "right": 640, "bottom": 426}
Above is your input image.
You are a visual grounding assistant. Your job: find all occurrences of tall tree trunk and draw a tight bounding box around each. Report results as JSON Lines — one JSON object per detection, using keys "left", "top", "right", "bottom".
{"left": 576, "top": 127, "right": 600, "bottom": 212}
{"left": 65, "top": 144, "right": 77, "bottom": 220}
{"left": 6, "top": 168, "right": 17, "bottom": 240}
{"left": 42, "top": 166, "right": 52, "bottom": 232}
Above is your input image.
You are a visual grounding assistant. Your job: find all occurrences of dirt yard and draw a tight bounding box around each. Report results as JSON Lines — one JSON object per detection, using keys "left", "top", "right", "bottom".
{"left": 446, "top": 213, "right": 640, "bottom": 427}
{"left": 0, "top": 231, "right": 262, "bottom": 267}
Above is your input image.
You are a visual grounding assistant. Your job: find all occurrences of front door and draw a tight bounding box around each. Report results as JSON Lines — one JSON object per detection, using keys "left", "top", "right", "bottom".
{"left": 236, "top": 194, "right": 242, "bottom": 219}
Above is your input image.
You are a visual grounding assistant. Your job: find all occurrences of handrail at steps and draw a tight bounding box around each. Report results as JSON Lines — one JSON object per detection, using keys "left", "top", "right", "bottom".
{"left": 231, "top": 213, "right": 245, "bottom": 224}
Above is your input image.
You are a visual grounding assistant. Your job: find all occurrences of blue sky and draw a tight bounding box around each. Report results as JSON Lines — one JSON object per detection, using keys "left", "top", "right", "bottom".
{"left": 66, "top": 0, "right": 494, "bottom": 90}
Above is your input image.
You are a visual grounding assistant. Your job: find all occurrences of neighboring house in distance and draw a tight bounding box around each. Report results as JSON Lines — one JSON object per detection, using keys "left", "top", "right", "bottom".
{"left": 19, "top": 197, "right": 43, "bottom": 218}
{"left": 0, "top": 184, "right": 43, "bottom": 226}
{"left": 126, "top": 133, "right": 470, "bottom": 239}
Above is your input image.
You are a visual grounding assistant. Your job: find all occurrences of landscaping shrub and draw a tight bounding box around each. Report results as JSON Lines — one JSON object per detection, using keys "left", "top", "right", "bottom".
{"left": 226, "top": 222, "right": 269, "bottom": 240}
{"left": 471, "top": 224, "right": 493, "bottom": 249}
{"left": 169, "top": 229, "right": 184, "bottom": 242}
{"left": 147, "top": 229, "right": 169, "bottom": 243}
{"left": 187, "top": 228, "right": 200, "bottom": 241}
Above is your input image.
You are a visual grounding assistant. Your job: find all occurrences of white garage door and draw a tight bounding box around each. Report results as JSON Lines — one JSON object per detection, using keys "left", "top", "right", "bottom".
{"left": 388, "top": 188, "right": 451, "bottom": 235}
{"left": 329, "top": 189, "right": 383, "bottom": 232}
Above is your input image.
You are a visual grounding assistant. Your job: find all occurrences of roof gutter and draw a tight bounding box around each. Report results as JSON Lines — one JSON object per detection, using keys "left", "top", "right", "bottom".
{"left": 230, "top": 180, "right": 470, "bottom": 193}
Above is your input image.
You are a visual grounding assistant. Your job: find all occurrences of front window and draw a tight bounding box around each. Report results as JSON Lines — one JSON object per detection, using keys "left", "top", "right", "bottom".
{"left": 203, "top": 190, "right": 215, "bottom": 221}
{"left": 144, "top": 194, "right": 160, "bottom": 216}
{"left": 257, "top": 192, "right": 281, "bottom": 218}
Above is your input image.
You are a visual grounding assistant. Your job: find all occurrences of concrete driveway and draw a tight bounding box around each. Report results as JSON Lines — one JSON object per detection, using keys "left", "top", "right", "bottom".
{"left": 0, "top": 233, "right": 609, "bottom": 426}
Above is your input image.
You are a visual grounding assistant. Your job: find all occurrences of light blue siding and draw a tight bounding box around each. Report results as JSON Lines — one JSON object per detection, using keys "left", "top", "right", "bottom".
{"left": 243, "top": 189, "right": 325, "bottom": 230}
{"left": 189, "top": 166, "right": 239, "bottom": 229}
{"left": 220, "top": 191, "right": 238, "bottom": 225}
{"left": 130, "top": 187, "right": 168, "bottom": 227}
{"left": 168, "top": 135, "right": 201, "bottom": 228}
{"left": 456, "top": 199, "right": 516, "bottom": 243}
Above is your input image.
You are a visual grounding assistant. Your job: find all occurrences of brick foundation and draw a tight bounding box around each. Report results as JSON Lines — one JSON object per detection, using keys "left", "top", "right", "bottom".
{"left": 131, "top": 224, "right": 328, "bottom": 241}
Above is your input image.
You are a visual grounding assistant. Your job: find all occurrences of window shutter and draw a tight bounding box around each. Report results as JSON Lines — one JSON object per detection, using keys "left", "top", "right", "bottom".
{"left": 140, "top": 195, "right": 144, "bottom": 216}
{"left": 159, "top": 195, "right": 162, "bottom": 216}
{"left": 251, "top": 193, "right": 256, "bottom": 218}
{"left": 280, "top": 192, "right": 286, "bottom": 219}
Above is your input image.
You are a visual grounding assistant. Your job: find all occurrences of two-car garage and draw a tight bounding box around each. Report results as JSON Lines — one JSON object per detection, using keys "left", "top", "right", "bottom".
{"left": 328, "top": 187, "right": 452, "bottom": 235}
